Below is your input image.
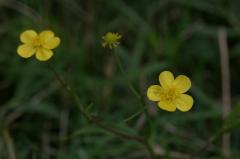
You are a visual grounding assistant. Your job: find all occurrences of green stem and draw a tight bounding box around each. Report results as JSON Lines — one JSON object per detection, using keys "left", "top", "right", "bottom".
{"left": 90, "top": 116, "right": 144, "bottom": 142}
{"left": 144, "top": 141, "right": 156, "bottom": 159}
{"left": 112, "top": 51, "right": 150, "bottom": 115}
{"left": 112, "top": 51, "right": 156, "bottom": 159}
{"left": 113, "top": 50, "right": 141, "bottom": 100}
{"left": 3, "top": 128, "right": 17, "bottom": 159}
{"left": 48, "top": 65, "right": 146, "bottom": 144}
{"left": 48, "top": 65, "right": 88, "bottom": 119}
{"left": 124, "top": 107, "right": 147, "bottom": 122}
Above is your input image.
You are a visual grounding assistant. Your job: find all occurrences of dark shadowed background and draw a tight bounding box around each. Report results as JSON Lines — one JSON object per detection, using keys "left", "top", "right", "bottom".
{"left": 0, "top": 0, "right": 240, "bottom": 159}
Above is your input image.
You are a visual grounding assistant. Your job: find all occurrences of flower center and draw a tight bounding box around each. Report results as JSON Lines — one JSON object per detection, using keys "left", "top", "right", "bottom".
{"left": 161, "top": 87, "right": 179, "bottom": 101}
{"left": 106, "top": 35, "right": 117, "bottom": 43}
{"left": 33, "top": 37, "right": 42, "bottom": 47}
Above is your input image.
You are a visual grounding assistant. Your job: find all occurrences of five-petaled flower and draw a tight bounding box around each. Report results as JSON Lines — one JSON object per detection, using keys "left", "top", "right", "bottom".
{"left": 147, "top": 71, "right": 194, "bottom": 112}
{"left": 17, "top": 30, "right": 60, "bottom": 61}
{"left": 102, "top": 32, "right": 122, "bottom": 49}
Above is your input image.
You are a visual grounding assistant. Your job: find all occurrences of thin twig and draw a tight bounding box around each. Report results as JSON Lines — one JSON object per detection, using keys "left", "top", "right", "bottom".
{"left": 48, "top": 65, "right": 145, "bottom": 144}
{"left": 218, "top": 28, "right": 231, "bottom": 157}
{"left": 192, "top": 29, "right": 232, "bottom": 159}
{"left": 3, "top": 128, "right": 16, "bottom": 159}
{"left": 113, "top": 50, "right": 141, "bottom": 100}
{"left": 112, "top": 51, "right": 156, "bottom": 159}
{"left": 124, "top": 107, "right": 147, "bottom": 123}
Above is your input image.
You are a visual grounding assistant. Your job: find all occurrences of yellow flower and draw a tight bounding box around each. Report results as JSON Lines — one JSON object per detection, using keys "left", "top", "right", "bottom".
{"left": 17, "top": 30, "right": 60, "bottom": 61}
{"left": 147, "top": 71, "right": 194, "bottom": 112}
{"left": 102, "top": 32, "right": 122, "bottom": 49}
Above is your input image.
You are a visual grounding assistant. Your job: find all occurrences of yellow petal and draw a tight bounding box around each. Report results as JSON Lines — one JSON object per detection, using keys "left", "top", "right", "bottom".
{"left": 17, "top": 44, "right": 36, "bottom": 58}
{"left": 39, "top": 30, "right": 54, "bottom": 45}
{"left": 39, "top": 30, "right": 60, "bottom": 49}
{"left": 159, "top": 71, "right": 174, "bottom": 88}
{"left": 147, "top": 85, "right": 162, "bottom": 101}
{"left": 174, "top": 94, "right": 194, "bottom": 112}
{"left": 43, "top": 37, "right": 61, "bottom": 49}
{"left": 158, "top": 101, "right": 176, "bottom": 112}
{"left": 39, "top": 30, "right": 54, "bottom": 40}
{"left": 35, "top": 48, "right": 53, "bottom": 61}
{"left": 173, "top": 75, "right": 191, "bottom": 93}
{"left": 20, "top": 30, "right": 38, "bottom": 44}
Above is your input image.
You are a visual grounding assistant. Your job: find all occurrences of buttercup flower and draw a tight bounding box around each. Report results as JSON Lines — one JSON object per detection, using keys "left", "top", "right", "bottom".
{"left": 102, "top": 32, "right": 122, "bottom": 49}
{"left": 17, "top": 30, "right": 60, "bottom": 61}
{"left": 147, "top": 71, "right": 193, "bottom": 112}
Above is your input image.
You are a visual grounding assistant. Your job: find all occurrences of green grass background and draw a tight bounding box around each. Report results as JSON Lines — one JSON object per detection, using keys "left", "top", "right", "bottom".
{"left": 0, "top": 0, "right": 240, "bottom": 158}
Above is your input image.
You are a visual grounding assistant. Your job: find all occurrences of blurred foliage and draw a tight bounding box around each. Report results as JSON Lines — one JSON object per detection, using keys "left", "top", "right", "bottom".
{"left": 0, "top": 0, "right": 240, "bottom": 158}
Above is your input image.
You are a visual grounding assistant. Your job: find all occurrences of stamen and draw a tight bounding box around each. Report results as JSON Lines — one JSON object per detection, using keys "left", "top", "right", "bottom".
{"left": 161, "top": 87, "right": 179, "bottom": 101}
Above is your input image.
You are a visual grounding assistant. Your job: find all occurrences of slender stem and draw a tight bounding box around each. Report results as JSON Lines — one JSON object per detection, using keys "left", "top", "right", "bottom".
{"left": 124, "top": 107, "right": 147, "bottom": 122}
{"left": 113, "top": 50, "right": 141, "bottom": 100}
{"left": 144, "top": 140, "right": 156, "bottom": 159}
{"left": 3, "top": 128, "right": 17, "bottom": 159}
{"left": 112, "top": 51, "right": 156, "bottom": 159}
{"left": 90, "top": 117, "right": 144, "bottom": 142}
{"left": 48, "top": 65, "right": 88, "bottom": 118}
{"left": 112, "top": 51, "right": 150, "bottom": 118}
{"left": 48, "top": 65, "right": 145, "bottom": 144}
{"left": 218, "top": 28, "right": 231, "bottom": 157}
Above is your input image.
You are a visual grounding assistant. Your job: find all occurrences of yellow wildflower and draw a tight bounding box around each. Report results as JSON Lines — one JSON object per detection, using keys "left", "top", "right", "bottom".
{"left": 147, "top": 71, "right": 194, "bottom": 112}
{"left": 17, "top": 30, "right": 60, "bottom": 61}
{"left": 102, "top": 32, "right": 122, "bottom": 49}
